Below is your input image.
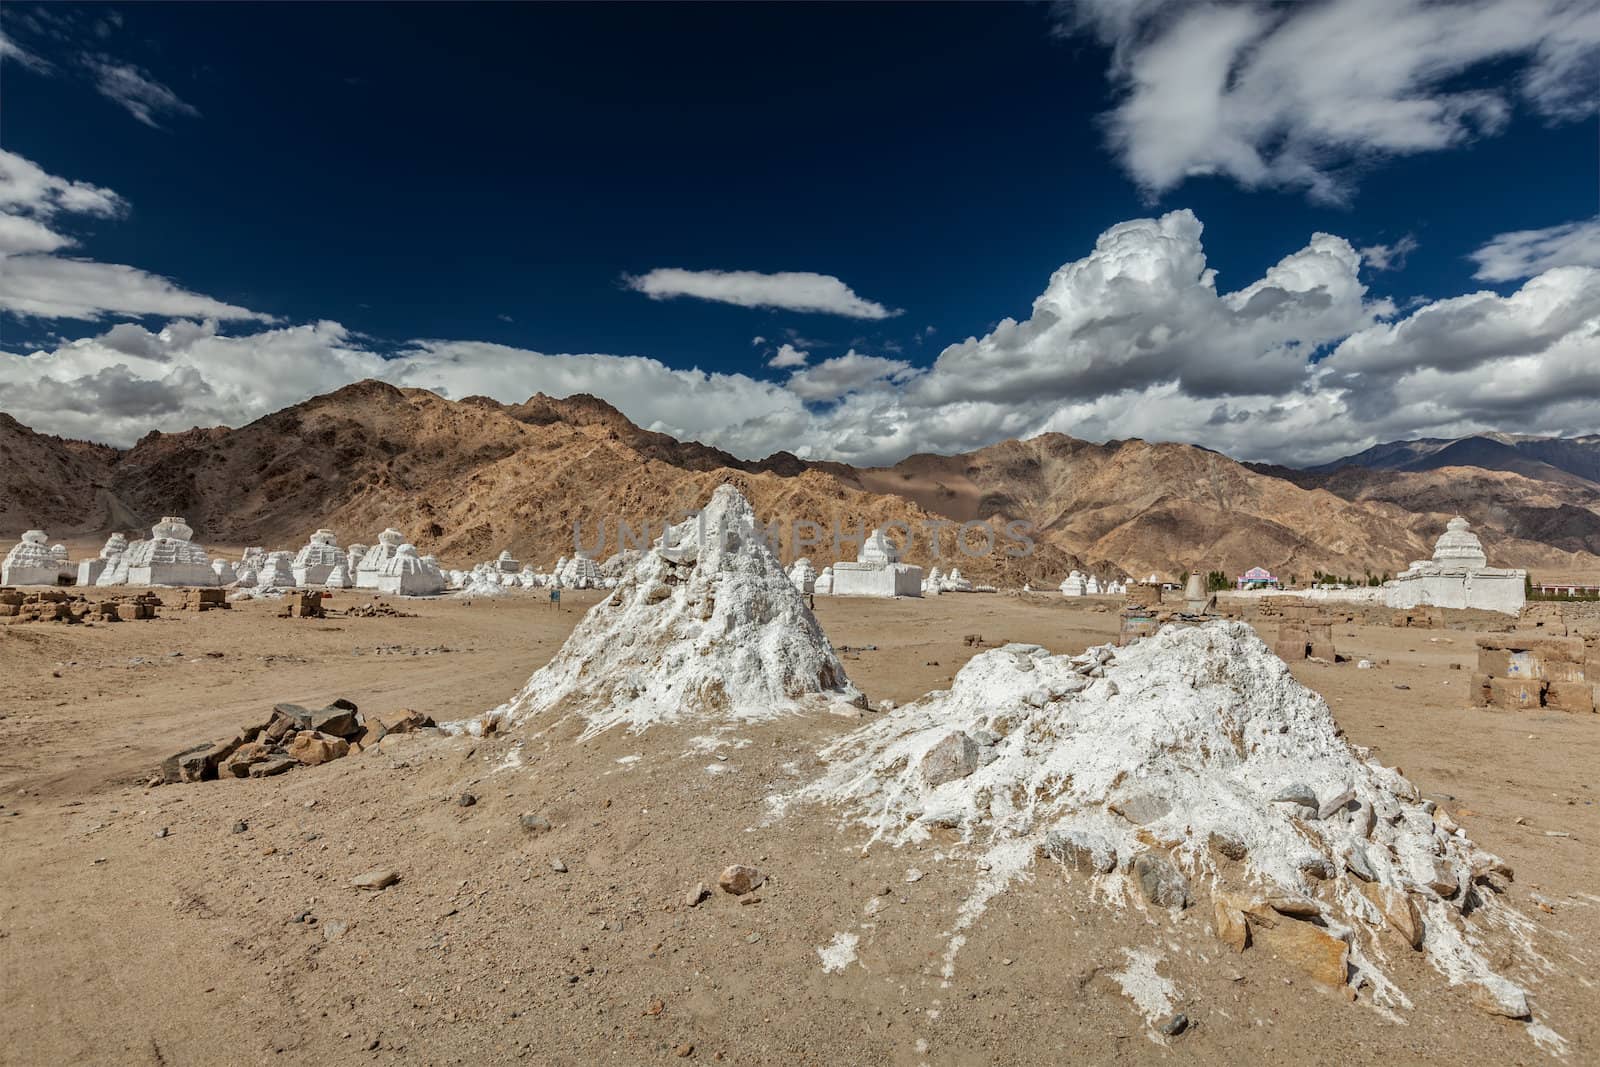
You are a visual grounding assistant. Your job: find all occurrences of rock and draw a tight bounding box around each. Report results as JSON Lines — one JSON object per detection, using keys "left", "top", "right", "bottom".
{"left": 1207, "top": 831, "right": 1248, "bottom": 862}
{"left": 267, "top": 704, "right": 314, "bottom": 740}
{"left": 219, "top": 741, "right": 273, "bottom": 778}
{"left": 1039, "top": 829, "right": 1117, "bottom": 875}
{"left": 684, "top": 882, "right": 710, "bottom": 907}
{"left": 674, "top": 1043, "right": 694, "bottom": 1058}
{"left": 550, "top": 857, "right": 568, "bottom": 873}
{"left": 232, "top": 820, "right": 248, "bottom": 834}
{"left": 1109, "top": 792, "right": 1172, "bottom": 825}
{"left": 1471, "top": 979, "right": 1531, "bottom": 1019}
{"left": 904, "top": 868, "right": 924, "bottom": 883}
{"left": 1265, "top": 894, "right": 1320, "bottom": 918}
{"left": 1212, "top": 896, "right": 1250, "bottom": 952}
{"left": 1359, "top": 882, "right": 1422, "bottom": 949}
{"left": 248, "top": 757, "right": 296, "bottom": 778}
{"left": 154, "top": 827, "right": 169, "bottom": 839}
{"left": 920, "top": 732, "right": 980, "bottom": 788}
{"left": 519, "top": 814, "right": 552, "bottom": 834}
{"left": 457, "top": 792, "right": 477, "bottom": 808}
{"left": 718, "top": 864, "right": 764, "bottom": 895}
{"left": 1132, "top": 853, "right": 1190, "bottom": 909}
{"left": 1256, "top": 919, "right": 1349, "bottom": 988}
{"left": 310, "top": 703, "right": 362, "bottom": 738}
{"left": 1159, "top": 1012, "right": 1188, "bottom": 1037}
{"left": 176, "top": 744, "right": 216, "bottom": 783}
{"left": 1270, "top": 783, "right": 1319, "bottom": 816}
{"left": 351, "top": 868, "right": 400, "bottom": 891}
{"left": 1317, "top": 786, "right": 1357, "bottom": 820}
{"left": 1343, "top": 847, "right": 1375, "bottom": 882}
{"left": 286, "top": 731, "right": 350, "bottom": 767}
{"left": 322, "top": 920, "right": 350, "bottom": 942}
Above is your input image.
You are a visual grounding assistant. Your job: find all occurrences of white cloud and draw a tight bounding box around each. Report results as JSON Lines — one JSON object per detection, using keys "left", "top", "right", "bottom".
{"left": 784, "top": 350, "right": 913, "bottom": 401}
{"left": 0, "top": 31, "right": 52, "bottom": 73}
{"left": 0, "top": 150, "right": 269, "bottom": 323}
{"left": 1065, "top": 0, "right": 1600, "bottom": 202}
{"left": 1358, "top": 235, "right": 1419, "bottom": 272}
{"left": 4, "top": 210, "right": 1595, "bottom": 469}
{"left": 1470, "top": 218, "right": 1600, "bottom": 282}
{"left": 766, "top": 343, "right": 808, "bottom": 369}
{"left": 82, "top": 56, "right": 200, "bottom": 128}
{"left": 626, "top": 268, "right": 899, "bottom": 319}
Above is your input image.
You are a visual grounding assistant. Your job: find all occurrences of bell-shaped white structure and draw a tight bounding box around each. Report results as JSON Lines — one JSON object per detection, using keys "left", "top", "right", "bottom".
{"left": 788, "top": 557, "right": 817, "bottom": 594}
{"left": 119, "top": 517, "right": 217, "bottom": 587}
{"left": 1059, "top": 570, "right": 1087, "bottom": 597}
{"left": 211, "top": 559, "right": 237, "bottom": 584}
{"left": 494, "top": 550, "right": 521, "bottom": 574}
{"left": 558, "top": 552, "right": 602, "bottom": 589}
{"left": 77, "top": 532, "right": 129, "bottom": 586}
{"left": 355, "top": 529, "right": 405, "bottom": 589}
{"left": 1385, "top": 516, "right": 1525, "bottom": 615}
{"left": 829, "top": 527, "right": 923, "bottom": 598}
{"left": 375, "top": 543, "right": 445, "bottom": 596}
{"left": 813, "top": 564, "right": 834, "bottom": 595}
{"left": 324, "top": 559, "right": 352, "bottom": 588}
{"left": 292, "top": 528, "right": 343, "bottom": 586}
{"left": 3, "top": 530, "right": 60, "bottom": 586}
{"left": 256, "top": 550, "right": 298, "bottom": 590}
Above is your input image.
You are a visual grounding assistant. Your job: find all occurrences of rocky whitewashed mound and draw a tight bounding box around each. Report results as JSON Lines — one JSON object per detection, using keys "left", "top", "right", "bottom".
{"left": 474, "top": 484, "right": 864, "bottom": 738}
{"left": 777, "top": 621, "right": 1556, "bottom": 1041}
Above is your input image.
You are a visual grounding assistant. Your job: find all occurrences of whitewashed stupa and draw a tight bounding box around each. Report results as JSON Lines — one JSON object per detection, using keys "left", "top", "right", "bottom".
{"left": 211, "top": 559, "right": 237, "bottom": 584}
{"left": 557, "top": 552, "right": 602, "bottom": 589}
{"left": 119, "top": 517, "right": 216, "bottom": 587}
{"left": 1385, "top": 517, "right": 1525, "bottom": 615}
{"left": 830, "top": 527, "right": 923, "bottom": 598}
{"left": 374, "top": 543, "right": 445, "bottom": 596}
{"left": 474, "top": 485, "right": 864, "bottom": 738}
{"left": 941, "top": 567, "right": 974, "bottom": 593}
{"left": 256, "top": 550, "right": 297, "bottom": 590}
{"left": 3, "top": 530, "right": 60, "bottom": 586}
{"left": 292, "top": 528, "right": 343, "bottom": 586}
{"left": 355, "top": 529, "right": 405, "bottom": 589}
{"left": 788, "top": 557, "right": 817, "bottom": 595}
{"left": 782, "top": 622, "right": 1546, "bottom": 1031}
{"left": 324, "top": 559, "right": 352, "bottom": 589}
{"left": 1059, "top": 571, "right": 1087, "bottom": 597}
{"left": 494, "top": 550, "right": 520, "bottom": 575}
{"left": 813, "top": 565, "right": 834, "bottom": 595}
{"left": 77, "top": 532, "right": 128, "bottom": 586}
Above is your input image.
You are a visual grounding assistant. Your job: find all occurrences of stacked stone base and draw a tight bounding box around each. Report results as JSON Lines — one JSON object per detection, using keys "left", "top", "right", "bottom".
{"left": 1475, "top": 634, "right": 1598, "bottom": 713}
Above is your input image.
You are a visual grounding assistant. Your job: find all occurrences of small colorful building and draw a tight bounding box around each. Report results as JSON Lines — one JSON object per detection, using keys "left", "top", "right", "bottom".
{"left": 1236, "top": 566, "right": 1280, "bottom": 590}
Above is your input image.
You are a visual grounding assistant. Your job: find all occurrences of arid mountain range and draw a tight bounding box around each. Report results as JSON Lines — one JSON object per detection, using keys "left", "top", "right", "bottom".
{"left": 3, "top": 383, "right": 1598, "bottom": 582}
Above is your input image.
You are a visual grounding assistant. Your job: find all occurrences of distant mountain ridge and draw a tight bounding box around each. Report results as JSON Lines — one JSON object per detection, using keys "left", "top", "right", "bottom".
{"left": 1309, "top": 433, "right": 1600, "bottom": 486}
{"left": 3, "top": 387, "right": 1598, "bottom": 581}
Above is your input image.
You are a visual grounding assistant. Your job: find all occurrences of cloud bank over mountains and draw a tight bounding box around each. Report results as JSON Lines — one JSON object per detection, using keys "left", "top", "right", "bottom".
{"left": 2, "top": 150, "right": 1596, "bottom": 467}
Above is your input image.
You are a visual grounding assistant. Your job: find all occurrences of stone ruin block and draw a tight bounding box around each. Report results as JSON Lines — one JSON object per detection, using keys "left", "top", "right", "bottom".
{"left": 115, "top": 602, "right": 153, "bottom": 621}
{"left": 1545, "top": 680, "right": 1596, "bottom": 714}
{"left": 281, "top": 592, "right": 325, "bottom": 618}
{"left": 183, "top": 587, "right": 229, "bottom": 611}
{"left": 1391, "top": 607, "right": 1443, "bottom": 629}
{"left": 1488, "top": 676, "right": 1541, "bottom": 710}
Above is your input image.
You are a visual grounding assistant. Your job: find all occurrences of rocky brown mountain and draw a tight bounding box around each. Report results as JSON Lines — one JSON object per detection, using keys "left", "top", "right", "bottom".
{"left": 4, "top": 383, "right": 1597, "bottom": 581}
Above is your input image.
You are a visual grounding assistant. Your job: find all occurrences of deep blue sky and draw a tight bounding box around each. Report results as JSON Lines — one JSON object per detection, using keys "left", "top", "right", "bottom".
{"left": 2, "top": 1, "right": 1595, "bottom": 375}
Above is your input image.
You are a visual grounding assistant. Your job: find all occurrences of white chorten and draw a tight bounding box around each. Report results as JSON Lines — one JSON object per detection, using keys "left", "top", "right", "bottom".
{"left": 1385, "top": 516, "right": 1525, "bottom": 615}
{"left": 78, "top": 532, "right": 129, "bottom": 586}
{"left": 829, "top": 527, "right": 923, "bottom": 598}
{"left": 120, "top": 517, "right": 216, "bottom": 587}
{"left": 211, "top": 559, "right": 237, "bottom": 584}
{"left": 256, "top": 550, "right": 298, "bottom": 590}
{"left": 942, "top": 567, "right": 973, "bottom": 593}
{"left": 375, "top": 543, "right": 445, "bottom": 596}
{"left": 814, "top": 565, "right": 834, "bottom": 595}
{"left": 3, "top": 530, "right": 60, "bottom": 586}
{"left": 345, "top": 543, "right": 368, "bottom": 576}
{"left": 559, "top": 552, "right": 602, "bottom": 589}
{"left": 789, "top": 557, "right": 818, "bottom": 594}
{"left": 1059, "top": 570, "right": 1087, "bottom": 597}
{"left": 495, "top": 550, "right": 521, "bottom": 574}
{"left": 355, "top": 529, "right": 405, "bottom": 589}
{"left": 49, "top": 543, "right": 71, "bottom": 581}
{"left": 475, "top": 485, "right": 863, "bottom": 738}
{"left": 292, "top": 528, "right": 343, "bottom": 586}
{"left": 1085, "top": 575, "right": 1102, "bottom": 595}
{"left": 324, "top": 559, "right": 352, "bottom": 589}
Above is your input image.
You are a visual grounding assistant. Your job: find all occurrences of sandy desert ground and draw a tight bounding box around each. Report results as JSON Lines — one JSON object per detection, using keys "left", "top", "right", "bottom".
{"left": 1, "top": 590, "right": 1595, "bottom": 1065}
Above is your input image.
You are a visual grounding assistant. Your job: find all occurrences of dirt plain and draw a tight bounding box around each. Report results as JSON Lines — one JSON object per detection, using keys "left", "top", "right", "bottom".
{"left": 1, "top": 590, "right": 1595, "bottom": 1066}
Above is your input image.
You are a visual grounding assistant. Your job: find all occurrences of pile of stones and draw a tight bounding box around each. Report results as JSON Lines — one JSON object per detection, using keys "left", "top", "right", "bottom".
{"left": 158, "top": 699, "right": 436, "bottom": 784}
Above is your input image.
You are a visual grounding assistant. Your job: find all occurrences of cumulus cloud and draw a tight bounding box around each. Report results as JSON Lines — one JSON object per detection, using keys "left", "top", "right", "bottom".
{"left": 1470, "top": 218, "right": 1600, "bottom": 281}
{"left": 82, "top": 56, "right": 201, "bottom": 128}
{"left": 0, "top": 150, "right": 269, "bottom": 322}
{"left": 1063, "top": 0, "right": 1600, "bottom": 202}
{"left": 766, "top": 343, "right": 808, "bottom": 369}
{"left": 1359, "top": 236, "right": 1419, "bottom": 272}
{"left": 626, "top": 268, "right": 899, "bottom": 319}
{"left": 4, "top": 210, "right": 1595, "bottom": 467}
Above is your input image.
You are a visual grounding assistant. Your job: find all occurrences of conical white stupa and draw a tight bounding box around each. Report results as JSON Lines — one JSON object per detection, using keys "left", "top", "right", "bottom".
{"left": 475, "top": 485, "right": 864, "bottom": 738}
{"left": 784, "top": 621, "right": 1542, "bottom": 1026}
{"left": 3, "top": 530, "right": 59, "bottom": 586}
{"left": 292, "top": 528, "right": 342, "bottom": 586}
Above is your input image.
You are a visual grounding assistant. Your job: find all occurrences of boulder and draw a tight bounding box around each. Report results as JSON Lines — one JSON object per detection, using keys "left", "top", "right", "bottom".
{"left": 1255, "top": 918, "right": 1349, "bottom": 987}
{"left": 248, "top": 757, "right": 296, "bottom": 778}
{"left": 286, "top": 730, "right": 350, "bottom": 766}
{"left": 1131, "top": 852, "right": 1190, "bottom": 909}
{"left": 1212, "top": 895, "right": 1250, "bottom": 952}
{"left": 310, "top": 702, "right": 362, "bottom": 738}
{"left": 1360, "top": 881, "right": 1423, "bottom": 949}
{"left": 919, "top": 732, "right": 980, "bottom": 788}
{"left": 718, "top": 864, "right": 765, "bottom": 896}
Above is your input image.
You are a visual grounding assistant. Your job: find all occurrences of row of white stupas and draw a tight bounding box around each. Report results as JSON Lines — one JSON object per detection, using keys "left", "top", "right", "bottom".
{"left": 444, "top": 549, "right": 624, "bottom": 595}
{"left": 1059, "top": 571, "right": 1129, "bottom": 597}
{"left": 3, "top": 521, "right": 451, "bottom": 597}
